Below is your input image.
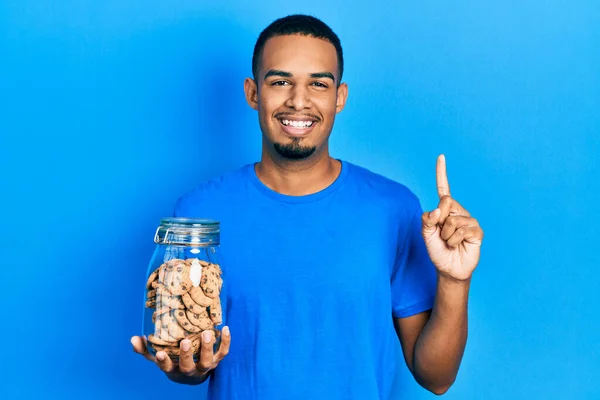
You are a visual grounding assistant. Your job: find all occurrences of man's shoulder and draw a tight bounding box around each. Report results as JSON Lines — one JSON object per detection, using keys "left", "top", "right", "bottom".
{"left": 173, "top": 164, "right": 252, "bottom": 215}
{"left": 345, "top": 161, "right": 420, "bottom": 205}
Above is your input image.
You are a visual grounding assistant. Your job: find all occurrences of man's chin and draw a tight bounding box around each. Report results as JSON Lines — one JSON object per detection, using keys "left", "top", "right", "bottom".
{"left": 273, "top": 142, "right": 316, "bottom": 160}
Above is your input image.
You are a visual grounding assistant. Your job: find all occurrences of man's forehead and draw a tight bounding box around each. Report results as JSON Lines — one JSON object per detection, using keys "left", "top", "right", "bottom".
{"left": 260, "top": 34, "right": 338, "bottom": 77}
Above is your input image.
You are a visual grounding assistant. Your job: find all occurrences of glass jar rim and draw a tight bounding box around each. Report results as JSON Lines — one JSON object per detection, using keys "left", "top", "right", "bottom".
{"left": 160, "top": 217, "right": 219, "bottom": 228}
{"left": 154, "top": 218, "right": 220, "bottom": 245}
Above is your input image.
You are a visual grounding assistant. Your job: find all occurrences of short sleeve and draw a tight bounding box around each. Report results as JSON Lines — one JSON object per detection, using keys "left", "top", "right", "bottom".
{"left": 172, "top": 190, "right": 201, "bottom": 218}
{"left": 173, "top": 196, "right": 184, "bottom": 217}
{"left": 391, "top": 203, "right": 438, "bottom": 318}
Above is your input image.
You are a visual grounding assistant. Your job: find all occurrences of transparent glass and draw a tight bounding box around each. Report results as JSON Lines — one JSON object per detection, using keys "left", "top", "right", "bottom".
{"left": 141, "top": 218, "right": 225, "bottom": 362}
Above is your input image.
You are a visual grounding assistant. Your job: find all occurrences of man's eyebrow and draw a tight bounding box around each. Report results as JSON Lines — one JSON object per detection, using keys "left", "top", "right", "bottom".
{"left": 263, "top": 70, "right": 336, "bottom": 82}
{"left": 264, "top": 69, "right": 292, "bottom": 80}
{"left": 310, "top": 72, "right": 335, "bottom": 81}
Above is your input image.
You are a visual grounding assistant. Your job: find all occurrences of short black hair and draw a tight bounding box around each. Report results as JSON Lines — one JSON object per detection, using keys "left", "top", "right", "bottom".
{"left": 252, "top": 14, "right": 344, "bottom": 85}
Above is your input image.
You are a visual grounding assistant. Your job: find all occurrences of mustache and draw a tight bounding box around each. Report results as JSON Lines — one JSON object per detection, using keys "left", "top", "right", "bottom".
{"left": 274, "top": 112, "right": 321, "bottom": 122}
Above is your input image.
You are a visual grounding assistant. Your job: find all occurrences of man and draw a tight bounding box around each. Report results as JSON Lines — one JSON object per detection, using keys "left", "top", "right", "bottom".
{"left": 131, "top": 14, "right": 483, "bottom": 399}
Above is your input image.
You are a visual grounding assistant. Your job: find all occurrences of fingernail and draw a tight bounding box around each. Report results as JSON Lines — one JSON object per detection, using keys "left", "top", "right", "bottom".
{"left": 223, "top": 326, "right": 230, "bottom": 336}
{"left": 156, "top": 352, "right": 165, "bottom": 361}
{"left": 202, "top": 330, "right": 212, "bottom": 343}
{"left": 181, "top": 339, "right": 191, "bottom": 352}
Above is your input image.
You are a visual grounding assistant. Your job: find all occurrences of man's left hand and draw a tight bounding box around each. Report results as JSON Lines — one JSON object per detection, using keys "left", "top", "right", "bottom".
{"left": 422, "top": 155, "right": 484, "bottom": 282}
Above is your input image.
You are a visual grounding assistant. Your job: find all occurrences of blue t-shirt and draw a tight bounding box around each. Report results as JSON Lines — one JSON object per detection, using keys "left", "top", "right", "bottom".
{"left": 173, "top": 160, "right": 437, "bottom": 400}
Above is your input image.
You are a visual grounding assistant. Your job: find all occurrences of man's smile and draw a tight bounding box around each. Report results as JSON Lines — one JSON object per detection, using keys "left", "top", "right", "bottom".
{"left": 276, "top": 114, "right": 319, "bottom": 137}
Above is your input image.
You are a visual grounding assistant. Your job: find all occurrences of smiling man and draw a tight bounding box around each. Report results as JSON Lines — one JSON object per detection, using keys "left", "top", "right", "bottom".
{"left": 132, "top": 14, "right": 483, "bottom": 399}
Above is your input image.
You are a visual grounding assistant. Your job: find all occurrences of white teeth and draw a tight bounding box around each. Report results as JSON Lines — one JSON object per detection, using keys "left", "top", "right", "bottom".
{"left": 282, "top": 119, "right": 313, "bottom": 128}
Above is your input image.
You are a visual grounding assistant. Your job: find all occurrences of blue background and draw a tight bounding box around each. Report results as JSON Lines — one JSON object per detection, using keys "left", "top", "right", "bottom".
{"left": 1, "top": 1, "right": 598, "bottom": 398}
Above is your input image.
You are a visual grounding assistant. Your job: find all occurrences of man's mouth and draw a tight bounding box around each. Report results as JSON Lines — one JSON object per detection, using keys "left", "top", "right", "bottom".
{"left": 277, "top": 116, "right": 318, "bottom": 136}
{"left": 280, "top": 119, "right": 314, "bottom": 128}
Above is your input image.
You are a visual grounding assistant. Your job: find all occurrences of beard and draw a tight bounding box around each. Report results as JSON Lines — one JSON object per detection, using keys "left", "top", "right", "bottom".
{"left": 273, "top": 138, "right": 316, "bottom": 160}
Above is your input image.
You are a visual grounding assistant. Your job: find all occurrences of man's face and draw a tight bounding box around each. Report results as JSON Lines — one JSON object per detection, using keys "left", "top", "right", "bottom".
{"left": 245, "top": 35, "right": 348, "bottom": 160}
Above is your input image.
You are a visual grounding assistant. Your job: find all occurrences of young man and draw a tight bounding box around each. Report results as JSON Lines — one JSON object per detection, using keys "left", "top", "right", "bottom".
{"left": 131, "top": 14, "right": 483, "bottom": 399}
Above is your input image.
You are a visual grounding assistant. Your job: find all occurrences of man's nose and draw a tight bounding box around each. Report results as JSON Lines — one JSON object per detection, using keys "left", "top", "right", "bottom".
{"left": 286, "top": 85, "right": 312, "bottom": 110}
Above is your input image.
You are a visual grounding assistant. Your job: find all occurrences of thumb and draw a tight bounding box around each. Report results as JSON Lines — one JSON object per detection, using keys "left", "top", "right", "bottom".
{"left": 422, "top": 208, "right": 440, "bottom": 239}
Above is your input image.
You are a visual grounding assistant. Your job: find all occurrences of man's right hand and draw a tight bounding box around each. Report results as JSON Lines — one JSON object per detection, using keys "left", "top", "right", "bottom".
{"left": 131, "top": 327, "right": 231, "bottom": 385}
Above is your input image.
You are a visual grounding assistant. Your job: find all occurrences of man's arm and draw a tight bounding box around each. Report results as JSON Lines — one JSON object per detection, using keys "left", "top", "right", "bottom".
{"left": 392, "top": 154, "right": 482, "bottom": 394}
{"left": 394, "top": 274, "right": 469, "bottom": 395}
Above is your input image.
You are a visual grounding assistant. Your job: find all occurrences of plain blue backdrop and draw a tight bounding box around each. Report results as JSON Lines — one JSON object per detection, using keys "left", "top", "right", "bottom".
{"left": 1, "top": 1, "right": 598, "bottom": 398}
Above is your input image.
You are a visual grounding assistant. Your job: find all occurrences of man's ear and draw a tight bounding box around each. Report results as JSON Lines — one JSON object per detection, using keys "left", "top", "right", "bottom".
{"left": 336, "top": 82, "right": 348, "bottom": 113}
{"left": 244, "top": 78, "right": 259, "bottom": 110}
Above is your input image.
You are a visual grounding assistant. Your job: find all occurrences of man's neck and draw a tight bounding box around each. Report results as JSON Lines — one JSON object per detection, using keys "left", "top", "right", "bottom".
{"left": 255, "top": 151, "right": 342, "bottom": 196}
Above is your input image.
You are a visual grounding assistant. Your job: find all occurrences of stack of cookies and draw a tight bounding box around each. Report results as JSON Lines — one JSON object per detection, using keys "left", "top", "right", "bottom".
{"left": 145, "top": 258, "right": 223, "bottom": 358}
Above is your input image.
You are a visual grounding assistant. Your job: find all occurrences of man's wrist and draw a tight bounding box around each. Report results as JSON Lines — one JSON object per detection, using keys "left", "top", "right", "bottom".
{"left": 437, "top": 272, "right": 472, "bottom": 289}
{"left": 435, "top": 273, "right": 471, "bottom": 306}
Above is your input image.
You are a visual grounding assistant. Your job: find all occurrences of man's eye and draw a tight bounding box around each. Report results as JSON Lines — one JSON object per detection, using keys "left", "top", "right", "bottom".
{"left": 312, "top": 82, "right": 328, "bottom": 88}
{"left": 272, "top": 81, "right": 289, "bottom": 86}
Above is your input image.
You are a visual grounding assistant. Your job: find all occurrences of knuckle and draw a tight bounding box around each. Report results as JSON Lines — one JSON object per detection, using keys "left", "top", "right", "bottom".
{"left": 132, "top": 346, "right": 143, "bottom": 355}
{"left": 159, "top": 363, "right": 174, "bottom": 373}
{"left": 197, "top": 362, "right": 212, "bottom": 373}
{"left": 220, "top": 347, "right": 230, "bottom": 357}
{"left": 222, "top": 335, "right": 231, "bottom": 346}
{"left": 200, "top": 352, "right": 214, "bottom": 363}
{"left": 446, "top": 216, "right": 458, "bottom": 227}
{"left": 440, "top": 195, "right": 452, "bottom": 205}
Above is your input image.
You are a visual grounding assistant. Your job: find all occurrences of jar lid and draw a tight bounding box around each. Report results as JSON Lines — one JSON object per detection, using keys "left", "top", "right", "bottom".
{"left": 154, "top": 218, "right": 220, "bottom": 245}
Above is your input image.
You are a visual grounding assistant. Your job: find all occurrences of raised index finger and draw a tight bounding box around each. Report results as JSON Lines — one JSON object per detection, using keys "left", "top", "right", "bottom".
{"left": 436, "top": 154, "right": 451, "bottom": 199}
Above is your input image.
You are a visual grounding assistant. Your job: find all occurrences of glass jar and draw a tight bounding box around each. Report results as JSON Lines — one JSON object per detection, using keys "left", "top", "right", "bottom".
{"left": 141, "top": 218, "right": 225, "bottom": 362}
